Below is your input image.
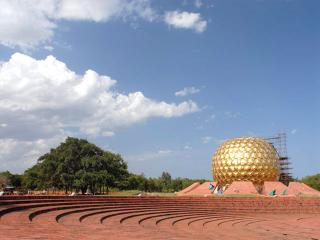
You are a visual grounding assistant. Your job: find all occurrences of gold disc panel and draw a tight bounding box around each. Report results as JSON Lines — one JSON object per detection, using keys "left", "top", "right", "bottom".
{"left": 212, "top": 137, "right": 280, "bottom": 186}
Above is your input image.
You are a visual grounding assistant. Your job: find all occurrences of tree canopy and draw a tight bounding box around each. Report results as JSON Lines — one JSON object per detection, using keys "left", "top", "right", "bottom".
{"left": 302, "top": 173, "right": 320, "bottom": 191}
{"left": 23, "top": 137, "right": 128, "bottom": 194}
{"left": 119, "top": 172, "right": 207, "bottom": 193}
{"left": 0, "top": 171, "right": 22, "bottom": 189}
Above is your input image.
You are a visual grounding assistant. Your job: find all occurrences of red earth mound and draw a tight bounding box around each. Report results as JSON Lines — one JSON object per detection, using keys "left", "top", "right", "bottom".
{"left": 177, "top": 182, "right": 216, "bottom": 196}
{"left": 262, "top": 181, "right": 288, "bottom": 196}
{"left": 287, "top": 182, "right": 320, "bottom": 196}
{"left": 224, "top": 181, "right": 258, "bottom": 195}
{"left": 176, "top": 182, "right": 201, "bottom": 196}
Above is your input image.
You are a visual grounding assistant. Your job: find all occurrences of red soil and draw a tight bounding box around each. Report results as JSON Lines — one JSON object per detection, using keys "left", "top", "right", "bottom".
{"left": 262, "top": 181, "right": 288, "bottom": 196}
{"left": 0, "top": 195, "right": 319, "bottom": 240}
{"left": 224, "top": 181, "right": 258, "bottom": 195}
{"left": 177, "top": 182, "right": 216, "bottom": 196}
{"left": 287, "top": 182, "right": 320, "bottom": 196}
{"left": 176, "top": 182, "right": 201, "bottom": 196}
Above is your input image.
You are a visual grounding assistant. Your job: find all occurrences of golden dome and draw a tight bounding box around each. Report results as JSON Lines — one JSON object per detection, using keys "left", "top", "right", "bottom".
{"left": 212, "top": 137, "right": 280, "bottom": 186}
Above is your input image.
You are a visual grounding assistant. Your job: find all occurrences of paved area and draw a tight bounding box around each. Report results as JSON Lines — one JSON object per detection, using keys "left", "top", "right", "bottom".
{"left": 0, "top": 196, "right": 320, "bottom": 239}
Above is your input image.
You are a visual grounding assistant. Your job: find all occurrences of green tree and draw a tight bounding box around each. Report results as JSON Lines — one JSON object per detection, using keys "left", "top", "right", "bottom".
{"left": 160, "top": 171, "right": 172, "bottom": 192}
{"left": 22, "top": 137, "right": 129, "bottom": 194}
{"left": 171, "top": 178, "right": 183, "bottom": 192}
{"left": 302, "top": 173, "right": 320, "bottom": 191}
{"left": 0, "top": 175, "right": 8, "bottom": 188}
{"left": 0, "top": 171, "right": 22, "bottom": 189}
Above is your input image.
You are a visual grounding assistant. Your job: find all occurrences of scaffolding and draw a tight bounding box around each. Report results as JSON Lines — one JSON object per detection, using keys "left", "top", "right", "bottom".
{"left": 265, "top": 133, "right": 293, "bottom": 186}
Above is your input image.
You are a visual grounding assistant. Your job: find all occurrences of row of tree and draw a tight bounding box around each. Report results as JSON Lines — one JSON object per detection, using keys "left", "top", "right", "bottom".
{"left": 2, "top": 137, "right": 319, "bottom": 194}
{"left": 0, "top": 137, "right": 206, "bottom": 194}
{"left": 119, "top": 172, "right": 207, "bottom": 193}
{"left": 301, "top": 174, "right": 320, "bottom": 191}
{"left": 0, "top": 170, "right": 206, "bottom": 194}
{"left": 0, "top": 171, "right": 22, "bottom": 189}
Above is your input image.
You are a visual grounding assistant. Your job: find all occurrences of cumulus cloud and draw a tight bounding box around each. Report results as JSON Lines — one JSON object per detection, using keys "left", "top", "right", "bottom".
{"left": 0, "top": 53, "right": 199, "bottom": 172}
{"left": 0, "top": 0, "right": 56, "bottom": 49}
{"left": 0, "top": 52, "right": 199, "bottom": 134}
{"left": 0, "top": 1, "right": 209, "bottom": 49}
{"left": 0, "top": 135, "right": 64, "bottom": 173}
{"left": 55, "top": 0, "right": 156, "bottom": 22}
{"left": 164, "top": 11, "right": 207, "bottom": 33}
{"left": 175, "top": 86, "right": 200, "bottom": 97}
{"left": 0, "top": 0, "right": 157, "bottom": 49}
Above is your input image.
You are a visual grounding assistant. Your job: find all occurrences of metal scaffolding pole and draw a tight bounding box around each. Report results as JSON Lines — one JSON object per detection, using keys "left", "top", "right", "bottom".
{"left": 265, "top": 133, "right": 293, "bottom": 186}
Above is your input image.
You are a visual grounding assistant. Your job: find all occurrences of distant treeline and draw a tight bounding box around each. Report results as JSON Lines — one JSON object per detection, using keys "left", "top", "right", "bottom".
{"left": 301, "top": 174, "right": 320, "bottom": 191}
{"left": 0, "top": 137, "right": 207, "bottom": 194}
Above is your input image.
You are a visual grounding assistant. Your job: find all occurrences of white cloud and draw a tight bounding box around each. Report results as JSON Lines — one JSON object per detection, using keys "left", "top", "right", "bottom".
{"left": 0, "top": 0, "right": 157, "bottom": 49}
{"left": 202, "top": 136, "right": 212, "bottom": 144}
{"left": 0, "top": 52, "right": 199, "bottom": 133}
{"left": 0, "top": 53, "right": 199, "bottom": 172}
{"left": 175, "top": 86, "right": 200, "bottom": 97}
{"left": 55, "top": 0, "right": 156, "bottom": 22}
{"left": 0, "top": 1, "right": 209, "bottom": 49}
{"left": 0, "top": 0, "right": 56, "bottom": 50}
{"left": 0, "top": 135, "right": 64, "bottom": 173}
{"left": 164, "top": 11, "right": 207, "bottom": 33}
{"left": 0, "top": 123, "right": 7, "bottom": 128}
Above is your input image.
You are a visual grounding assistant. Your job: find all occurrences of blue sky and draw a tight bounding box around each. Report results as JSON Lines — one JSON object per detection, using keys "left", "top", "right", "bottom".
{"left": 0, "top": 0, "right": 319, "bottom": 179}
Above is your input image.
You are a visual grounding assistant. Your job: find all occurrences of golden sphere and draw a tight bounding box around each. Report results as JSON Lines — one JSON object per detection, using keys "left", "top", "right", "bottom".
{"left": 212, "top": 137, "right": 280, "bottom": 186}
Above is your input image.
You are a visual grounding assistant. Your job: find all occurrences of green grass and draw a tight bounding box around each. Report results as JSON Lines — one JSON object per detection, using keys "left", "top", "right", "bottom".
{"left": 296, "top": 193, "right": 320, "bottom": 198}
{"left": 95, "top": 190, "right": 141, "bottom": 196}
{"left": 144, "top": 192, "right": 176, "bottom": 196}
{"left": 98, "top": 191, "right": 177, "bottom": 197}
{"left": 110, "top": 190, "right": 141, "bottom": 196}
